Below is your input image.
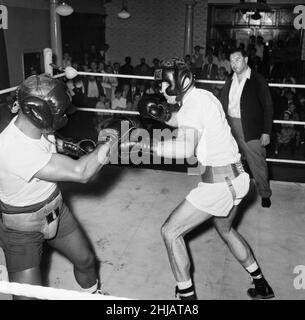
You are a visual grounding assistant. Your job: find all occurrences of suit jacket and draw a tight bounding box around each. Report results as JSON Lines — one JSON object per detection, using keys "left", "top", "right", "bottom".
{"left": 83, "top": 78, "right": 104, "bottom": 98}
{"left": 219, "top": 71, "right": 273, "bottom": 142}
{"left": 201, "top": 63, "right": 218, "bottom": 80}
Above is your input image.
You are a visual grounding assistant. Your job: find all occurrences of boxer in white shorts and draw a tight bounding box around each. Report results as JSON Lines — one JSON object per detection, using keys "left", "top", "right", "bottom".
{"left": 137, "top": 57, "right": 275, "bottom": 300}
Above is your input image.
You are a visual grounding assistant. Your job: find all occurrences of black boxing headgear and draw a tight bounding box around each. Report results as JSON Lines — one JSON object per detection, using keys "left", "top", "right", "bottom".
{"left": 154, "top": 57, "right": 194, "bottom": 101}
{"left": 16, "top": 74, "right": 71, "bottom": 131}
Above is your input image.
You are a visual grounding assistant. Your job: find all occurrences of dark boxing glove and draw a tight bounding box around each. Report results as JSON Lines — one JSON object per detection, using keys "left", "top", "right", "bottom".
{"left": 98, "top": 116, "right": 153, "bottom": 159}
{"left": 57, "top": 138, "right": 96, "bottom": 158}
{"left": 138, "top": 94, "right": 172, "bottom": 123}
{"left": 119, "top": 133, "right": 153, "bottom": 157}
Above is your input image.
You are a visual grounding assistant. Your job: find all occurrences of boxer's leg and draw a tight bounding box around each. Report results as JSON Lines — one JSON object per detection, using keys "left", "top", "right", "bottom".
{"left": 213, "top": 206, "right": 255, "bottom": 267}
{"left": 9, "top": 267, "right": 42, "bottom": 300}
{"left": 214, "top": 206, "right": 274, "bottom": 299}
{"left": 48, "top": 226, "right": 98, "bottom": 292}
{"left": 161, "top": 199, "right": 212, "bottom": 299}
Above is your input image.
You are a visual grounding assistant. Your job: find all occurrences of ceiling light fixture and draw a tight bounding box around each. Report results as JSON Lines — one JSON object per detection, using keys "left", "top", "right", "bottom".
{"left": 233, "top": 0, "right": 271, "bottom": 20}
{"left": 56, "top": 2, "right": 74, "bottom": 16}
{"left": 118, "top": 0, "right": 131, "bottom": 19}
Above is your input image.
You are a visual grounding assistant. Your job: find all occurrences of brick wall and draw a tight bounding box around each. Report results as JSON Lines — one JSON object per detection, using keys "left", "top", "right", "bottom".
{"left": 105, "top": 0, "right": 208, "bottom": 66}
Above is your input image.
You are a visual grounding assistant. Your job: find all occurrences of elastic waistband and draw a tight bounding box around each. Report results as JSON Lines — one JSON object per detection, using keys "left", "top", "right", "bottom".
{"left": 201, "top": 161, "right": 244, "bottom": 183}
{"left": 0, "top": 188, "right": 60, "bottom": 214}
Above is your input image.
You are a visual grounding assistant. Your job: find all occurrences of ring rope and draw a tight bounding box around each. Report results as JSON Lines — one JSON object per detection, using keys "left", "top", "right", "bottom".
{"left": 1, "top": 72, "right": 304, "bottom": 96}
{"left": 0, "top": 280, "right": 132, "bottom": 300}
{"left": 1, "top": 71, "right": 305, "bottom": 166}
{"left": 77, "top": 107, "right": 140, "bottom": 115}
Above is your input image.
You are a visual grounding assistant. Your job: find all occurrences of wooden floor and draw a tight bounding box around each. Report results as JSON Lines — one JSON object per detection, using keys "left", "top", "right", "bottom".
{"left": 1, "top": 166, "right": 305, "bottom": 300}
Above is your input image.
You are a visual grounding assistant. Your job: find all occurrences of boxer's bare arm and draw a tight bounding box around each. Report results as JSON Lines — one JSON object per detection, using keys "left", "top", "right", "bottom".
{"left": 35, "top": 143, "right": 110, "bottom": 183}
{"left": 154, "top": 126, "right": 199, "bottom": 159}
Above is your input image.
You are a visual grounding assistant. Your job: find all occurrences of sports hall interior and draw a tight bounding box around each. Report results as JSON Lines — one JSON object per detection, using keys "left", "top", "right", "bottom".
{"left": 0, "top": 0, "right": 305, "bottom": 300}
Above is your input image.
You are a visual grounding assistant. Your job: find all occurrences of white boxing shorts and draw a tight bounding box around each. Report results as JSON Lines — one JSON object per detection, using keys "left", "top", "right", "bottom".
{"left": 186, "top": 172, "right": 250, "bottom": 217}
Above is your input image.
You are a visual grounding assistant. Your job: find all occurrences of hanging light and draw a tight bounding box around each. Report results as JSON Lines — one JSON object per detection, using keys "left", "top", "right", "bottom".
{"left": 56, "top": 2, "right": 74, "bottom": 16}
{"left": 251, "top": 10, "right": 262, "bottom": 20}
{"left": 234, "top": 0, "right": 271, "bottom": 21}
{"left": 118, "top": 0, "right": 131, "bottom": 19}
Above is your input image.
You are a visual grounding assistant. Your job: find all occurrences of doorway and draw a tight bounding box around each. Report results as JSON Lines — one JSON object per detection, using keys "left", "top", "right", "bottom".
{"left": 60, "top": 12, "right": 106, "bottom": 63}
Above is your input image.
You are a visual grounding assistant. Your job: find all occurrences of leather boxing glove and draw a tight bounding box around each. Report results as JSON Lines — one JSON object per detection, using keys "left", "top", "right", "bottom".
{"left": 98, "top": 116, "right": 150, "bottom": 159}
{"left": 119, "top": 134, "right": 153, "bottom": 157}
{"left": 138, "top": 94, "right": 172, "bottom": 123}
{"left": 57, "top": 138, "right": 96, "bottom": 158}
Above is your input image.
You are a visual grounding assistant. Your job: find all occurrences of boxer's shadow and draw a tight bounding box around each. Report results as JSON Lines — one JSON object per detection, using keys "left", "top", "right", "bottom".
{"left": 184, "top": 180, "right": 258, "bottom": 277}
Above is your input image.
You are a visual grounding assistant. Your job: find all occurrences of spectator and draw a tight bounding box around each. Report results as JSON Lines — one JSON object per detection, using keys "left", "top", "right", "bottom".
{"left": 96, "top": 94, "right": 107, "bottom": 109}
{"left": 101, "top": 65, "right": 118, "bottom": 101}
{"left": 248, "top": 48, "right": 263, "bottom": 73}
{"left": 203, "top": 47, "right": 218, "bottom": 65}
{"left": 217, "top": 52, "right": 231, "bottom": 75}
{"left": 133, "top": 92, "right": 142, "bottom": 110}
{"left": 99, "top": 43, "right": 110, "bottom": 65}
{"left": 126, "top": 99, "right": 133, "bottom": 111}
{"left": 97, "top": 61, "right": 106, "bottom": 73}
{"left": 274, "top": 110, "right": 299, "bottom": 157}
{"left": 82, "top": 52, "right": 90, "bottom": 68}
{"left": 184, "top": 54, "right": 193, "bottom": 71}
{"left": 146, "top": 80, "right": 157, "bottom": 95}
{"left": 112, "top": 87, "right": 127, "bottom": 110}
{"left": 191, "top": 45, "right": 204, "bottom": 79}
{"left": 120, "top": 56, "right": 134, "bottom": 86}
{"left": 134, "top": 58, "right": 151, "bottom": 77}
{"left": 247, "top": 35, "right": 256, "bottom": 55}
{"left": 151, "top": 58, "right": 160, "bottom": 75}
{"left": 201, "top": 55, "right": 218, "bottom": 80}
{"left": 89, "top": 61, "right": 98, "bottom": 73}
{"left": 62, "top": 52, "right": 72, "bottom": 69}
{"left": 129, "top": 78, "right": 139, "bottom": 102}
{"left": 83, "top": 76, "right": 104, "bottom": 108}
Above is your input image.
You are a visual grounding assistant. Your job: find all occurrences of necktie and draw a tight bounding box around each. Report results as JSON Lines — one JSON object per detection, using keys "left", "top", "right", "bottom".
{"left": 208, "top": 64, "right": 212, "bottom": 78}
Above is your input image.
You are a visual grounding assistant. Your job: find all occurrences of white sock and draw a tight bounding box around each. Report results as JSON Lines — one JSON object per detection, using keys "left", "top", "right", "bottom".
{"left": 245, "top": 262, "right": 259, "bottom": 273}
{"left": 177, "top": 279, "right": 193, "bottom": 290}
{"left": 246, "top": 262, "right": 262, "bottom": 279}
{"left": 80, "top": 279, "right": 98, "bottom": 293}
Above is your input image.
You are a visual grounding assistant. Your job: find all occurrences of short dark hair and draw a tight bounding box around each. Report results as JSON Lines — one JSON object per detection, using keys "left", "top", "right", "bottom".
{"left": 229, "top": 48, "right": 248, "bottom": 58}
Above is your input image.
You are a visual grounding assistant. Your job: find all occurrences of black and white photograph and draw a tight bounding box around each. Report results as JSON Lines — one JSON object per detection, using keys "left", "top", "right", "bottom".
{"left": 0, "top": 0, "right": 305, "bottom": 307}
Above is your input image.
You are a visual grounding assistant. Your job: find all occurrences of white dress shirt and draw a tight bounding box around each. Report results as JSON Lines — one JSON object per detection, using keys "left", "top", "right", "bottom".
{"left": 228, "top": 67, "right": 251, "bottom": 118}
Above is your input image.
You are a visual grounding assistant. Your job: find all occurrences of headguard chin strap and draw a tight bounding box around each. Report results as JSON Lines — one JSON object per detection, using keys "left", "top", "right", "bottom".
{"left": 154, "top": 57, "right": 194, "bottom": 101}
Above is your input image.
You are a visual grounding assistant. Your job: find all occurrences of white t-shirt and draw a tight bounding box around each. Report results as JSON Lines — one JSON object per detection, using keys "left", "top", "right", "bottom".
{"left": 112, "top": 97, "right": 127, "bottom": 109}
{"left": 0, "top": 116, "right": 57, "bottom": 206}
{"left": 228, "top": 67, "right": 251, "bottom": 118}
{"left": 177, "top": 87, "right": 240, "bottom": 166}
{"left": 87, "top": 80, "right": 99, "bottom": 98}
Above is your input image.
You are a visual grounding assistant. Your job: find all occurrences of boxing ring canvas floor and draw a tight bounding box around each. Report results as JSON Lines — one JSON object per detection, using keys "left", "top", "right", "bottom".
{"left": 1, "top": 165, "right": 305, "bottom": 300}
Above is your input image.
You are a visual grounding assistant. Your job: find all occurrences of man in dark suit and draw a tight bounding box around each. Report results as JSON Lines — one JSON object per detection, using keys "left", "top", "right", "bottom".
{"left": 201, "top": 55, "right": 218, "bottom": 80}
{"left": 219, "top": 48, "right": 273, "bottom": 208}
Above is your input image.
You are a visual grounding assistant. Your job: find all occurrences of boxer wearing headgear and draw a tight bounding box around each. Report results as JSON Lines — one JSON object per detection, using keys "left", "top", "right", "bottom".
{"left": 16, "top": 74, "right": 71, "bottom": 132}
{"left": 0, "top": 74, "right": 113, "bottom": 299}
{"left": 133, "top": 57, "right": 274, "bottom": 300}
{"left": 154, "top": 57, "right": 195, "bottom": 103}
